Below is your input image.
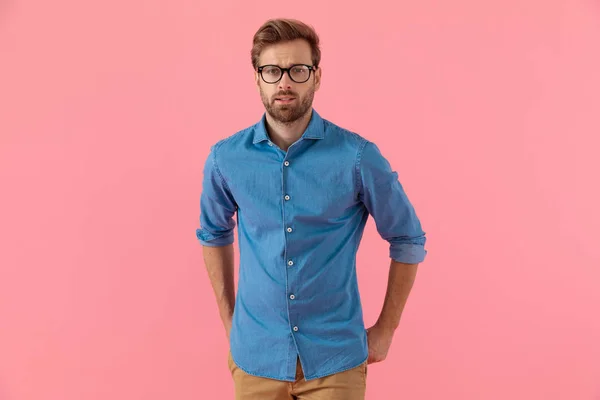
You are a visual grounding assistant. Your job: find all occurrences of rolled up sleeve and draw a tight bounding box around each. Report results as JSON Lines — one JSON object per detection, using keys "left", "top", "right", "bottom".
{"left": 196, "top": 144, "right": 237, "bottom": 247}
{"left": 358, "top": 141, "right": 427, "bottom": 264}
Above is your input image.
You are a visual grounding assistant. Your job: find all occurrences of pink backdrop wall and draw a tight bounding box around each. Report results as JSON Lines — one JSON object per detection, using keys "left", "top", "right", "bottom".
{"left": 1, "top": 1, "right": 599, "bottom": 399}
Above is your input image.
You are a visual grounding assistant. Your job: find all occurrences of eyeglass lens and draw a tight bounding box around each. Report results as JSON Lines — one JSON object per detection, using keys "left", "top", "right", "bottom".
{"left": 261, "top": 66, "right": 311, "bottom": 83}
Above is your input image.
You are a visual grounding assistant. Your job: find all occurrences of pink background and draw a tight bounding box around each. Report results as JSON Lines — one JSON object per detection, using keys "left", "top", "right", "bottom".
{"left": 1, "top": 1, "right": 599, "bottom": 399}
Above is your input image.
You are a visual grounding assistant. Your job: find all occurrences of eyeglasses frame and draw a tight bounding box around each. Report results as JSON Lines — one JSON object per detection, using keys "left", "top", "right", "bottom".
{"left": 256, "top": 64, "right": 318, "bottom": 84}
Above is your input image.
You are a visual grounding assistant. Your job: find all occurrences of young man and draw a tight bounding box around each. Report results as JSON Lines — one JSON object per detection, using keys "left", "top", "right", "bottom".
{"left": 197, "top": 18, "right": 427, "bottom": 400}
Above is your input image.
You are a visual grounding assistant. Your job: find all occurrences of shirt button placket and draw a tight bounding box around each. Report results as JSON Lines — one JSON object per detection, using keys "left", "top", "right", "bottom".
{"left": 284, "top": 158, "right": 293, "bottom": 268}
{"left": 283, "top": 157, "right": 298, "bottom": 335}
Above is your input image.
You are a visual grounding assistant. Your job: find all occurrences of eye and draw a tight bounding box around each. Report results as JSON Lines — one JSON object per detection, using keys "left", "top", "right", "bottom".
{"left": 264, "top": 67, "right": 280, "bottom": 76}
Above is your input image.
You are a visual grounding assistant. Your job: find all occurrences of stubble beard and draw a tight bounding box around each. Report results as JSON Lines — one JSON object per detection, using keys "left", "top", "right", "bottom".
{"left": 260, "top": 86, "right": 315, "bottom": 125}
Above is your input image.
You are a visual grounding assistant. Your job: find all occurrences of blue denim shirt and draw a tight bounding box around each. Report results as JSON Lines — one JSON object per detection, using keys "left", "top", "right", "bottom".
{"left": 196, "top": 109, "right": 427, "bottom": 382}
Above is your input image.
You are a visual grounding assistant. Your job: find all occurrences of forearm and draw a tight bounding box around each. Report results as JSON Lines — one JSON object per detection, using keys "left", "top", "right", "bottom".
{"left": 375, "top": 259, "right": 419, "bottom": 332}
{"left": 202, "top": 244, "right": 236, "bottom": 336}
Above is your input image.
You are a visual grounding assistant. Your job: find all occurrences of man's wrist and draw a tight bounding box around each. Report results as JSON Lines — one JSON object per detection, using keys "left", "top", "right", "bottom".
{"left": 375, "top": 319, "right": 398, "bottom": 335}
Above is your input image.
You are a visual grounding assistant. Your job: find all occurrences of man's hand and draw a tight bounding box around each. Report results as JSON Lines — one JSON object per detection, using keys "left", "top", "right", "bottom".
{"left": 365, "top": 322, "right": 395, "bottom": 364}
{"left": 202, "top": 244, "right": 236, "bottom": 343}
{"left": 366, "top": 260, "right": 419, "bottom": 364}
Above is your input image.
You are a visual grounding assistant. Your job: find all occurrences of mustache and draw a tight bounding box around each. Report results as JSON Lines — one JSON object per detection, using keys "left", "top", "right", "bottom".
{"left": 273, "top": 91, "right": 298, "bottom": 99}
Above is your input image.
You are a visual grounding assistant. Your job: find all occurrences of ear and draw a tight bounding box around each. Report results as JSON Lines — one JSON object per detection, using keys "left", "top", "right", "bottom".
{"left": 314, "top": 66, "right": 322, "bottom": 91}
{"left": 254, "top": 70, "right": 261, "bottom": 92}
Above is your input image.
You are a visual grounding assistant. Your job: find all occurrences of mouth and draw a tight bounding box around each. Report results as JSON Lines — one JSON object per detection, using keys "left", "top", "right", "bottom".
{"left": 274, "top": 97, "right": 296, "bottom": 103}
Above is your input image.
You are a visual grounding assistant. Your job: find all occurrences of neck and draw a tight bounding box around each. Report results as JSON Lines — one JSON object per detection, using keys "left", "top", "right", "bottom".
{"left": 265, "top": 109, "right": 313, "bottom": 152}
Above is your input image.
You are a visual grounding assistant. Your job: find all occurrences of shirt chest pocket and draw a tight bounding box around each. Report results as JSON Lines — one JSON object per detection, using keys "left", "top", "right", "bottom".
{"left": 285, "top": 167, "right": 358, "bottom": 220}
{"left": 229, "top": 161, "right": 359, "bottom": 225}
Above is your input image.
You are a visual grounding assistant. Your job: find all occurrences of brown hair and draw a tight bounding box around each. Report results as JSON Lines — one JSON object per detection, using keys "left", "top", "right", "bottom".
{"left": 251, "top": 18, "right": 321, "bottom": 69}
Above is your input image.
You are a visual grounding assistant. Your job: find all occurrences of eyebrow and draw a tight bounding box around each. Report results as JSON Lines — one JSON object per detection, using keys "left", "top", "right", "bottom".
{"left": 260, "top": 63, "right": 311, "bottom": 67}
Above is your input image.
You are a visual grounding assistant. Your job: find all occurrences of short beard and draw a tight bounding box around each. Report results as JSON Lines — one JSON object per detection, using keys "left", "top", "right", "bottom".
{"left": 260, "top": 86, "right": 315, "bottom": 125}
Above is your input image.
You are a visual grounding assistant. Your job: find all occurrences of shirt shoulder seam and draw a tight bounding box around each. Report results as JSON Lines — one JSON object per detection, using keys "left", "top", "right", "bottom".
{"left": 355, "top": 138, "right": 370, "bottom": 198}
{"left": 212, "top": 140, "right": 232, "bottom": 192}
{"left": 210, "top": 127, "right": 253, "bottom": 192}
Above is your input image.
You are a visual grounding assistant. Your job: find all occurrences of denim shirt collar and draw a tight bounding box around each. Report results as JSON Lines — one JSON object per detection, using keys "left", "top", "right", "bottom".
{"left": 252, "top": 108, "right": 325, "bottom": 144}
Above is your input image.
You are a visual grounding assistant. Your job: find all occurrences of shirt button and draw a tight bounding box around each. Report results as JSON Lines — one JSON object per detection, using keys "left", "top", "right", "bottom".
{"left": 288, "top": 260, "right": 294, "bottom": 266}
{"left": 284, "top": 161, "right": 290, "bottom": 167}
{"left": 289, "top": 294, "right": 295, "bottom": 300}
{"left": 293, "top": 326, "right": 299, "bottom": 332}
{"left": 287, "top": 227, "right": 292, "bottom": 233}
{"left": 268, "top": 142, "right": 273, "bottom": 146}
{"left": 284, "top": 195, "right": 290, "bottom": 201}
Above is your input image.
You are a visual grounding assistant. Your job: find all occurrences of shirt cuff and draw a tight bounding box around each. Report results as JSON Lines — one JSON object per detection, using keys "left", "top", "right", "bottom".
{"left": 196, "top": 228, "right": 234, "bottom": 247}
{"left": 390, "top": 243, "right": 427, "bottom": 264}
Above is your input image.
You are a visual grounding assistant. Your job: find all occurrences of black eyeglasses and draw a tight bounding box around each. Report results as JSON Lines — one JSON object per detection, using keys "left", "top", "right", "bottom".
{"left": 257, "top": 64, "right": 317, "bottom": 84}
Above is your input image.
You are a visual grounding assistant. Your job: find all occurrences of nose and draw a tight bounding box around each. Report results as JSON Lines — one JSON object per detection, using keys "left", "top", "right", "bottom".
{"left": 278, "top": 71, "right": 293, "bottom": 90}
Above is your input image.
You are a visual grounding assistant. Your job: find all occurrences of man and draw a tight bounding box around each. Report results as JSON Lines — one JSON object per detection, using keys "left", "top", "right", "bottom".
{"left": 196, "top": 18, "right": 427, "bottom": 400}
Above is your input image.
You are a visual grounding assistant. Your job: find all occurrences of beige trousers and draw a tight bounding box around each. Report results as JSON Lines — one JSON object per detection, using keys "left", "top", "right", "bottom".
{"left": 228, "top": 351, "right": 367, "bottom": 400}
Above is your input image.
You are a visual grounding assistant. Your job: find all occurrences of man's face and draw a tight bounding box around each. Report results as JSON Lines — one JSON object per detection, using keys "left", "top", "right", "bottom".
{"left": 255, "top": 39, "right": 321, "bottom": 124}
